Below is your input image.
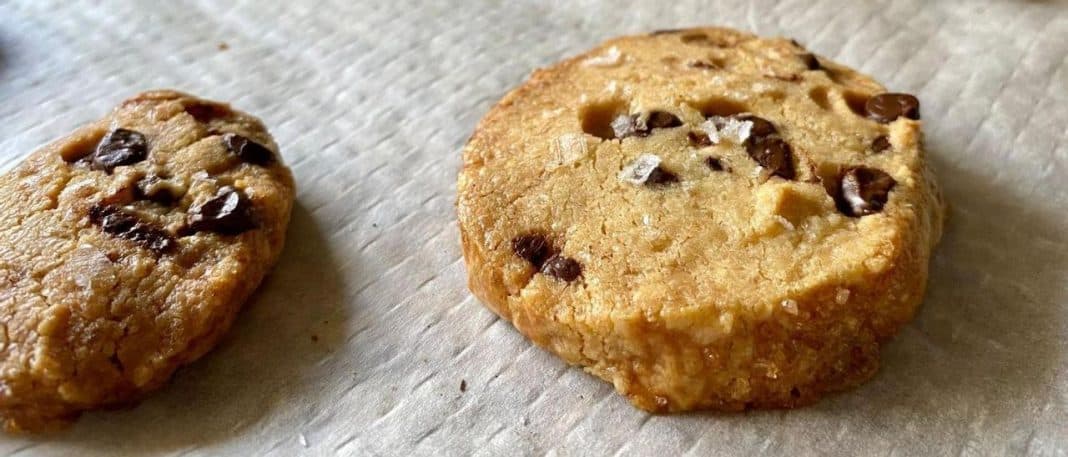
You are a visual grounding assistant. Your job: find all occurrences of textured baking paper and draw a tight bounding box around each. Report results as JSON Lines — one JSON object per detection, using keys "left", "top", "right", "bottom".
{"left": 0, "top": 0, "right": 1065, "bottom": 455}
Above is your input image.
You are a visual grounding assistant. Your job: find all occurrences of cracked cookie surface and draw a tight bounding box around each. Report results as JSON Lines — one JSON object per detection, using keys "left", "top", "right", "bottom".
{"left": 458, "top": 27, "right": 943, "bottom": 412}
{"left": 0, "top": 90, "right": 294, "bottom": 432}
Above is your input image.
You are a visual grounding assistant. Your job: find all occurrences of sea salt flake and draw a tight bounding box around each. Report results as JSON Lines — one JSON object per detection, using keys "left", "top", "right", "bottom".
{"left": 547, "top": 133, "right": 589, "bottom": 170}
{"left": 701, "top": 116, "right": 753, "bottom": 144}
{"left": 584, "top": 46, "right": 623, "bottom": 67}
{"left": 773, "top": 215, "right": 796, "bottom": 231}
{"left": 781, "top": 299, "right": 799, "bottom": 315}
{"left": 618, "top": 153, "right": 662, "bottom": 185}
{"left": 835, "top": 288, "right": 851, "bottom": 304}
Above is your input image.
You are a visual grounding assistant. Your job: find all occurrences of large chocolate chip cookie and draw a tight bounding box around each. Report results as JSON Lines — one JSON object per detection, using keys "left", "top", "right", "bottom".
{"left": 458, "top": 27, "right": 944, "bottom": 412}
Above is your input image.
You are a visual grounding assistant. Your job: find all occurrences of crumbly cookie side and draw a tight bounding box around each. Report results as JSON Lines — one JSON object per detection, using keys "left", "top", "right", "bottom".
{"left": 459, "top": 27, "right": 943, "bottom": 411}
{"left": 0, "top": 90, "right": 294, "bottom": 432}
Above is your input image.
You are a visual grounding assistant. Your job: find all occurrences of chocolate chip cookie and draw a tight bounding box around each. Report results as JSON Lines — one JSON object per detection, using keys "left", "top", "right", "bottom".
{"left": 0, "top": 90, "right": 294, "bottom": 431}
{"left": 458, "top": 27, "right": 944, "bottom": 412}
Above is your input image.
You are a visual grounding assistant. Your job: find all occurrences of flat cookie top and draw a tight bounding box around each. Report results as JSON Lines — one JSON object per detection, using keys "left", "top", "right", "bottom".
{"left": 459, "top": 28, "right": 942, "bottom": 323}
{"left": 0, "top": 90, "right": 294, "bottom": 429}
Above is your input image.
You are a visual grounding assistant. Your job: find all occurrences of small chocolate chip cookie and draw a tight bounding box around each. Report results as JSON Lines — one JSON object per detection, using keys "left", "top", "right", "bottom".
{"left": 0, "top": 90, "right": 294, "bottom": 431}
{"left": 458, "top": 27, "right": 944, "bottom": 412}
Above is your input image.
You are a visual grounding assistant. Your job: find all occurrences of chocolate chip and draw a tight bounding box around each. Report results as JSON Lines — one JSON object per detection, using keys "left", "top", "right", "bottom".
{"left": 134, "top": 176, "right": 177, "bottom": 205}
{"left": 834, "top": 167, "right": 896, "bottom": 217}
{"left": 511, "top": 233, "right": 554, "bottom": 268}
{"left": 646, "top": 111, "right": 682, "bottom": 129}
{"left": 736, "top": 115, "right": 778, "bottom": 142}
{"left": 541, "top": 255, "right": 582, "bottom": 282}
{"left": 769, "top": 73, "right": 802, "bottom": 82}
{"left": 798, "top": 53, "right": 821, "bottom": 70}
{"left": 184, "top": 103, "right": 232, "bottom": 123}
{"left": 688, "top": 131, "right": 713, "bottom": 147}
{"left": 871, "top": 135, "right": 891, "bottom": 153}
{"left": 187, "top": 187, "right": 257, "bottom": 235}
{"left": 746, "top": 138, "right": 796, "bottom": 179}
{"left": 88, "top": 204, "right": 176, "bottom": 254}
{"left": 865, "top": 93, "right": 920, "bottom": 123}
{"left": 222, "top": 133, "right": 274, "bottom": 165}
{"left": 92, "top": 128, "right": 148, "bottom": 173}
{"left": 686, "top": 60, "right": 718, "bottom": 70}
{"left": 705, "top": 156, "right": 728, "bottom": 171}
{"left": 612, "top": 111, "right": 682, "bottom": 139}
{"left": 645, "top": 166, "right": 679, "bottom": 186}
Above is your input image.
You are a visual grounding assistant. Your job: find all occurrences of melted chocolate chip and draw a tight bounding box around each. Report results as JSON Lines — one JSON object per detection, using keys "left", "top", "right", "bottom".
{"left": 746, "top": 138, "right": 796, "bottom": 179}
{"left": 134, "top": 176, "right": 177, "bottom": 205}
{"left": 688, "top": 131, "right": 713, "bottom": 147}
{"left": 88, "top": 204, "right": 176, "bottom": 254}
{"left": 798, "top": 53, "right": 820, "bottom": 70}
{"left": 184, "top": 103, "right": 232, "bottom": 123}
{"left": 612, "top": 111, "right": 683, "bottom": 139}
{"left": 737, "top": 115, "right": 778, "bottom": 141}
{"left": 222, "top": 133, "right": 274, "bottom": 165}
{"left": 645, "top": 166, "right": 679, "bottom": 186}
{"left": 541, "top": 255, "right": 582, "bottom": 282}
{"left": 646, "top": 111, "right": 683, "bottom": 129}
{"left": 511, "top": 233, "right": 554, "bottom": 268}
{"left": 705, "top": 156, "right": 728, "bottom": 171}
{"left": 92, "top": 128, "right": 148, "bottom": 173}
{"left": 865, "top": 93, "right": 920, "bottom": 123}
{"left": 834, "top": 167, "right": 896, "bottom": 217}
{"left": 187, "top": 187, "right": 257, "bottom": 235}
{"left": 872, "top": 135, "right": 892, "bottom": 153}
{"left": 686, "top": 60, "right": 718, "bottom": 69}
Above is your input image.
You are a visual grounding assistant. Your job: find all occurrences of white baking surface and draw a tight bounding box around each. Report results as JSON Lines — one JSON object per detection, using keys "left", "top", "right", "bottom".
{"left": 0, "top": 0, "right": 1066, "bottom": 455}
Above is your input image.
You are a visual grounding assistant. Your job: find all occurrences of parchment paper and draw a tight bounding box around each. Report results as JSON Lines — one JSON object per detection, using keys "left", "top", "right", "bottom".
{"left": 0, "top": 0, "right": 1065, "bottom": 455}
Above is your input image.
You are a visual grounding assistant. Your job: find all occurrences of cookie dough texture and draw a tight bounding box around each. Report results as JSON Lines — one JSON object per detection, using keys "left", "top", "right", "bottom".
{"left": 458, "top": 27, "right": 944, "bottom": 412}
{"left": 0, "top": 91, "right": 294, "bottom": 431}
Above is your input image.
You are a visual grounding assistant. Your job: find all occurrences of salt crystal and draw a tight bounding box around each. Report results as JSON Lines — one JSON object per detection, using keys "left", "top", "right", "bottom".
{"left": 642, "top": 215, "right": 651, "bottom": 226}
{"left": 773, "top": 215, "right": 796, "bottom": 231}
{"left": 835, "top": 288, "right": 851, "bottom": 304}
{"left": 611, "top": 114, "right": 636, "bottom": 138}
{"left": 583, "top": 46, "right": 623, "bottom": 67}
{"left": 548, "top": 133, "right": 588, "bottom": 170}
{"left": 701, "top": 116, "right": 753, "bottom": 144}
{"left": 618, "top": 153, "right": 662, "bottom": 185}
{"left": 781, "top": 299, "right": 799, "bottom": 315}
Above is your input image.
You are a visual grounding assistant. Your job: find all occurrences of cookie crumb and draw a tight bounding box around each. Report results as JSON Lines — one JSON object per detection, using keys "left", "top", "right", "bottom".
{"left": 583, "top": 46, "right": 623, "bottom": 67}
{"left": 218, "top": 42, "right": 229, "bottom": 51}
{"left": 460, "top": 379, "right": 467, "bottom": 392}
{"left": 619, "top": 153, "right": 662, "bottom": 185}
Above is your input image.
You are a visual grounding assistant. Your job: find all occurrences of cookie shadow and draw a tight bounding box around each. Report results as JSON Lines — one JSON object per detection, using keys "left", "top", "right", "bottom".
{"left": 43, "top": 202, "right": 350, "bottom": 452}
{"left": 824, "top": 149, "right": 1066, "bottom": 431}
